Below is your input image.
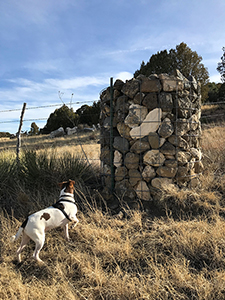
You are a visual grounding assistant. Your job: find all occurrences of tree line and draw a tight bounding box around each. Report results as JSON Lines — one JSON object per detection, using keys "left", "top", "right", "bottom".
{"left": 28, "top": 43, "right": 225, "bottom": 135}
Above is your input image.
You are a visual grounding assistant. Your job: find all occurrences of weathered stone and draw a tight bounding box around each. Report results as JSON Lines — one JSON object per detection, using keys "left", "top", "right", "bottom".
{"left": 176, "top": 151, "right": 191, "bottom": 165}
{"left": 189, "top": 114, "right": 200, "bottom": 131}
{"left": 159, "top": 73, "right": 183, "bottom": 92}
{"left": 148, "top": 132, "right": 165, "bottom": 149}
{"left": 133, "top": 92, "right": 145, "bottom": 104}
{"left": 142, "top": 165, "right": 156, "bottom": 182}
{"left": 102, "top": 104, "right": 110, "bottom": 117}
{"left": 114, "top": 79, "right": 124, "bottom": 91}
{"left": 115, "top": 179, "right": 136, "bottom": 199}
{"left": 177, "top": 165, "right": 190, "bottom": 181}
{"left": 160, "top": 142, "right": 176, "bottom": 156}
{"left": 142, "top": 93, "right": 158, "bottom": 110}
{"left": 188, "top": 75, "right": 198, "bottom": 92}
{"left": 143, "top": 150, "right": 165, "bottom": 167}
{"left": 103, "top": 117, "right": 110, "bottom": 129}
{"left": 158, "top": 117, "right": 174, "bottom": 138}
{"left": 121, "top": 78, "right": 140, "bottom": 99}
{"left": 174, "top": 96, "right": 192, "bottom": 118}
{"left": 124, "top": 152, "right": 139, "bottom": 169}
{"left": 125, "top": 104, "right": 148, "bottom": 128}
{"left": 158, "top": 93, "right": 173, "bottom": 112}
{"left": 129, "top": 169, "right": 142, "bottom": 186}
{"left": 174, "top": 119, "right": 190, "bottom": 136}
{"left": 168, "top": 135, "right": 189, "bottom": 149}
{"left": 151, "top": 177, "right": 174, "bottom": 190}
{"left": 130, "top": 108, "right": 162, "bottom": 139}
{"left": 114, "top": 89, "right": 121, "bottom": 99}
{"left": 115, "top": 166, "right": 128, "bottom": 181}
{"left": 113, "top": 136, "right": 129, "bottom": 153}
{"left": 117, "top": 123, "right": 131, "bottom": 140}
{"left": 156, "top": 166, "right": 177, "bottom": 178}
{"left": 165, "top": 159, "right": 177, "bottom": 168}
{"left": 115, "top": 95, "right": 129, "bottom": 113}
{"left": 140, "top": 76, "right": 161, "bottom": 93}
{"left": 100, "top": 87, "right": 110, "bottom": 102}
{"left": 190, "top": 148, "right": 202, "bottom": 160}
{"left": 130, "top": 140, "right": 150, "bottom": 153}
{"left": 135, "top": 180, "right": 151, "bottom": 200}
{"left": 175, "top": 69, "right": 191, "bottom": 90}
{"left": 114, "top": 150, "right": 122, "bottom": 167}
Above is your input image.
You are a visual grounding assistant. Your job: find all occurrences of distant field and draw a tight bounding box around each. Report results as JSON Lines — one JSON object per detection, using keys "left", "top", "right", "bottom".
{"left": 0, "top": 131, "right": 101, "bottom": 165}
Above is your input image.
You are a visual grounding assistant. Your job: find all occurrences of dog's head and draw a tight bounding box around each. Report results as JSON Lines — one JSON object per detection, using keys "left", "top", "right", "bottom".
{"left": 58, "top": 179, "right": 75, "bottom": 194}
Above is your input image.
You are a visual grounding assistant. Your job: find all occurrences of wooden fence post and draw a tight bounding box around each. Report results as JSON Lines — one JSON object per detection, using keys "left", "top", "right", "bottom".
{"left": 16, "top": 103, "right": 27, "bottom": 165}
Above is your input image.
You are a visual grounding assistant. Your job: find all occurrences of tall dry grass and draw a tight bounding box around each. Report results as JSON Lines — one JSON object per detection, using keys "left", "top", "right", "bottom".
{"left": 0, "top": 123, "right": 225, "bottom": 299}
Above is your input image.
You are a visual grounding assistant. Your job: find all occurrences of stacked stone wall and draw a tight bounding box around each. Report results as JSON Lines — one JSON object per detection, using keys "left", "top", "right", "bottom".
{"left": 100, "top": 70, "right": 203, "bottom": 203}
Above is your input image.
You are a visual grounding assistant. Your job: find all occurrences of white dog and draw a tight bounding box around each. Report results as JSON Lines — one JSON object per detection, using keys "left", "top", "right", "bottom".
{"left": 11, "top": 179, "right": 79, "bottom": 263}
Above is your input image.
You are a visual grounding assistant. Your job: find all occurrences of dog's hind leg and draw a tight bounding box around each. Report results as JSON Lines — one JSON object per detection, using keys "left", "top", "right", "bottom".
{"left": 16, "top": 233, "right": 30, "bottom": 263}
{"left": 63, "top": 223, "right": 70, "bottom": 241}
{"left": 33, "top": 236, "right": 45, "bottom": 264}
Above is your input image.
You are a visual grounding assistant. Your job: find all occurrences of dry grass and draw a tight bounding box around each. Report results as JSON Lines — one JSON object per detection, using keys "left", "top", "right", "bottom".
{"left": 1, "top": 123, "right": 225, "bottom": 299}
{"left": 1, "top": 209, "right": 225, "bottom": 299}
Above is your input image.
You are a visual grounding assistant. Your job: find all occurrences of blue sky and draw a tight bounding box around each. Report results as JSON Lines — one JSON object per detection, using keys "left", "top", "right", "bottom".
{"left": 0, "top": 0, "right": 225, "bottom": 133}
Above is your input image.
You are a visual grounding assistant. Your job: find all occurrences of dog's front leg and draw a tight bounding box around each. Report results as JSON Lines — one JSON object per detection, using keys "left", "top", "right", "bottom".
{"left": 63, "top": 223, "right": 70, "bottom": 241}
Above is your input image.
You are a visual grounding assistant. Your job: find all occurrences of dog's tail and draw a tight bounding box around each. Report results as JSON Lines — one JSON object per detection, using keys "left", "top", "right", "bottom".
{"left": 10, "top": 217, "right": 28, "bottom": 242}
{"left": 11, "top": 227, "right": 23, "bottom": 242}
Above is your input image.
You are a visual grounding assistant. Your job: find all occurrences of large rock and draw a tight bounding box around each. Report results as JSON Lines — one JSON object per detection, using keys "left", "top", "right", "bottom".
{"left": 113, "top": 136, "right": 129, "bottom": 153}
{"left": 160, "top": 142, "right": 176, "bottom": 156}
{"left": 114, "top": 150, "right": 122, "bottom": 167}
{"left": 159, "top": 73, "right": 183, "bottom": 92}
{"left": 158, "top": 117, "right": 174, "bottom": 138}
{"left": 151, "top": 177, "right": 174, "bottom": 190}
{"left": 176, "top": 151, "right": 191, "bottom": 165}
{"left": 130, "top": 108, "right": 162, "bottom": 139}
{"left": 148, "top": 132, "right": 165, "bottom": 149}
{"left": 121, "top": 78, "right": 140, "bottom": 98}
{"left": 133, "top": 92, "right": 145, "bottom": 104}
{"left": 117, "top": 123, "right": 131, "bottom": 140}
{"left": 143, "top": 150, "right": 165, "bottom": 167}
{"left": 124, "top": 152, "right": 139, "bottom": 169}
{"left": 129, "top": 169, "right": 142, "bottom": 186}
{"left": 135, "top": 181, "right": 151, "bottom": 200}
{"left": 174, "top": 96, "right": 192, "bottom": 118}
{"left": 114, "top": 79, "right": 124, "bottom": 91}
{"left": 142, "top": 93, "right": 158, "bottom": 110}
{"left": 168, "top": 135, "right": 189, "bottom": 149}
{"left": 115, "top": 179, "right": 136, "bottom": 199}
{"left": 156, "top": 166, "right": 177, "bottom": 178}
{"left": 158, "top": 93, "right": 173, "bottom": 112}
{"left": 142, "top": 165, "right": 156, "bottom": 182}
{"left": 115, "top": 95, "right": 129, "bottom": 113}
{"left": 130, "top": 140, "right": 150, "bottom": 153}
{"left": 174, "top": 119, "right": 190, "bottom": 136}
{"left": 140, "top": 76, "right": 161, "bottom": 93}
{"left": 125, "top": 104, "right": 148, "bottom": 128}
{"left": 115, "top": 166, "right": 128, "bottom": 181}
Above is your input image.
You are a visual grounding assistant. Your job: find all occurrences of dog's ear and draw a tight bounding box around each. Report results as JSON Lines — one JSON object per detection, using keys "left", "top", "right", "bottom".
{"left": 69, "top": 179, "right": 75, "bottom": 185}
{"left": 58, "top": 181, "right": 66, "bottom": 189}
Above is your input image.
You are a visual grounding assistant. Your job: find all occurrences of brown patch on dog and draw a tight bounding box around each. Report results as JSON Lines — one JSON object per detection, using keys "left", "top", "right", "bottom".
{"left": 40, "top": 213, "right": 51, "bottom": 221}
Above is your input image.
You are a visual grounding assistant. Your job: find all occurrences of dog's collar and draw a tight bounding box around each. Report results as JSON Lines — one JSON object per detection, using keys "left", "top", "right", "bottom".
{"left": 58, "top": 194, "right": 75, "bottom": 203}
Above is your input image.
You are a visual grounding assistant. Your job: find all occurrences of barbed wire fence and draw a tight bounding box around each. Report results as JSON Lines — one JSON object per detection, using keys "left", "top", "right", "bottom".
{"left": 0, "top": 97, "right": 225, "bottom": 189}
{"left": 0, "top": 100, "right": 103, "bottom": 177}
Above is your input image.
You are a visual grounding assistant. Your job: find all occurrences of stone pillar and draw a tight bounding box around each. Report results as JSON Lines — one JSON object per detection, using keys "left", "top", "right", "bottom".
{"left": 100, "top": 70, "right": 203, "bottom": 203}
